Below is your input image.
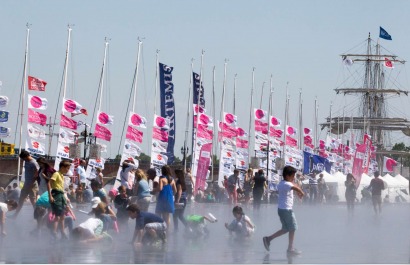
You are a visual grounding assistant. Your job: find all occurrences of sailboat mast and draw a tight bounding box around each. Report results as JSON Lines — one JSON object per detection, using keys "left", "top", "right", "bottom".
{"left": 183, "top": 59, "right": 194, "bottom": 171}
{"left": 220, "top": 59, "right": 228, "bottom": 123}
{"left": 247, "top": 68, "right": 254, "bottom": 164}
{"left": 259, "top": 81, "right": 265, "bottom": 109}
{"left": 17, "top": 24, "right": 30, "bottom": 181}
{"left": 132, "top": 39, "right": 143, "bottom": 113}
{"left": 233, "top": 74, "right": 237, "bottom": 115}
{"left": 282, "top": 82, "right": 289, "bottom": 160}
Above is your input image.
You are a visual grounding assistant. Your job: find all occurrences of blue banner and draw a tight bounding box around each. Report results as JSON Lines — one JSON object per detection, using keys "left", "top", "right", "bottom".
{"left": 303, "top": 151, "right": 332, "bottom": 174}
{"left": 159, "top": 63, "right": 175, "bottom": 164}
{"left": 193, "top": 72, "right": 205, "bottom": 107}
{"left": 0, "top": 111, "right": 9, "bottom": 123}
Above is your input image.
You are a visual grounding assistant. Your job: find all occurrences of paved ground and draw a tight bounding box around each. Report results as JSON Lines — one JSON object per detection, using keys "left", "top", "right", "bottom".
{"left": 0, "top": 200, "right": 408, "bottom": 264}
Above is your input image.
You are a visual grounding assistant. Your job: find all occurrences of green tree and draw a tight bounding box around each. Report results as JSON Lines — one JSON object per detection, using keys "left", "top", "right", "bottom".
{"left": 139, "top": 152, "right": 151, "bottom": 162}
{"left": 391, "top": 142, "right": 410, "bottom": 167}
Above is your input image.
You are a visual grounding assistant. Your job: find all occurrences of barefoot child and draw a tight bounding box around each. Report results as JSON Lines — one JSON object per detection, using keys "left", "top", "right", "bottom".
{"left": 225, "top": 206, "right": 254, "bottom": 237}
{"left": 262, "top": 165, "right": 304, "bottom": 255}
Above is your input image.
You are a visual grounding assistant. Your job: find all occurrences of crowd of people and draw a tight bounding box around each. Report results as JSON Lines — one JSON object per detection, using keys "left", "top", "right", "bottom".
{"left": 3, "top": 149, "right": 394, "bottom": 255}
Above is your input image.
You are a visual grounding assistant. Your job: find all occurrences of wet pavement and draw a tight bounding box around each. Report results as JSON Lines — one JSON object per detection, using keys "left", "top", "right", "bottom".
{"left": 0, "top": 200, "right": 409, "bottom": 264}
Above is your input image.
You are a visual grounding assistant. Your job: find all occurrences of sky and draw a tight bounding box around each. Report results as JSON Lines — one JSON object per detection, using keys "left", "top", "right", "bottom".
{"left": 1, "top": 0, "right": 410, "bottom": 160}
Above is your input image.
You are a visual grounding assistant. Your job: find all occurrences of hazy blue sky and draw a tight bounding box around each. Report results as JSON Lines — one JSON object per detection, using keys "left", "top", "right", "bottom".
{"left": 1, "top": 0, "right": 410, "bottom": 159}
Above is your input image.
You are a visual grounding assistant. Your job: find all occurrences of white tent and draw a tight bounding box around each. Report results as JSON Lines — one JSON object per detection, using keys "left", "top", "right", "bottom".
{"left": 392, "top": 174, "right": 409, "bottom": 202}
{"left": 394, "top": 174, "right": 409, "bottom": 187}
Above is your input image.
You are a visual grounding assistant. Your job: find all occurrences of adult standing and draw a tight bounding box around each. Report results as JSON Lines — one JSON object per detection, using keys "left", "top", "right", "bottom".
{"left": 308, "top": 173, "right": 319, "bottom": 204}
{"left": 134, "top": 169, "right": 151, "bottom": 212}
{"left": 120, "top": 161, "right": 138, "bottom": 196}
{"left": 253, "top": 169, "right": 266, "bottom": 210}
{"left": 77, "top": 160, "right": 88, "bottom": 189}
{"left": 48, "top": 160, "right": 71, "bottom": 240}
{"left": 184, "top": 168, "right": 194, "bottom": 202}
{"left": 173, "top": 169, "right": 188, "bottom": 231}
{"left": 345, "top": 173, "right": 357, "bottom": 214}
{"left": 227, "top": 170, "right": 240, "bottom": 205}
{"left": 317, "top": 173, "right": 327, "bottom": 204}
{"left": 155, "top": 165, "right": 176, "bottom": 229}
{"left": 368, "top": 171, "right": 385, "bottom": 215}
{"left": 243, "top": 168, "right": 253, "bottom": 205}
{"left": 13, "top": 150, "right": 39, "bottom": 217}
{"left": 95, "top": 167, "right": 104, "bottom": 186}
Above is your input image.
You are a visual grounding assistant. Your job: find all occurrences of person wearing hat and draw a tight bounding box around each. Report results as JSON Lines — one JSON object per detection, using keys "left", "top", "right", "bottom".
{"left": 90, "top": 197, "right": 116, "bottom": 218}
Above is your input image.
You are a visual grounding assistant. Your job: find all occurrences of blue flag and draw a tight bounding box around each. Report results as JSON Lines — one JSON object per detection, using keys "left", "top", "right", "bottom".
{"left": 303, "top": 151, "right": 332, "bottom": 174}
{"left": 379, "top": 27, "right": 392, "bottom": 40}
{"left": 159, "top": 63, "right": 176, "bottom": 164}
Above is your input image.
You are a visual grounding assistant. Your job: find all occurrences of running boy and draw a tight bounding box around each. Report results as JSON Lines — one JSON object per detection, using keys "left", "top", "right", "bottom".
{"left": 262, "top": 165, "right": 304, "bottom": 255}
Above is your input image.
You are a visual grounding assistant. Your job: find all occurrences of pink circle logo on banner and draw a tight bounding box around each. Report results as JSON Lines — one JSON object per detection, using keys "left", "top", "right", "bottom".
{"left": 255, "top": 109, "right": 265, "bottom": 119}
{"left": 287, "top": 126, "right": 295, "bottom": 135}
{"left": 98, "top": 112, "right": 109, "bottom": 124}
{"left": 155, "top": 116, "right": 166, "bottom": 128}
{"left": 225, "top": 113, "right": 235, "bottom": 124}
{"left": 30, "top": 96, "right": 42, "bottom": 108}
{"left": 304, "top": 128, "right": 311, "bottom": 135}
{"left": 64, "top": 100, "right": 77, "bottom": 113}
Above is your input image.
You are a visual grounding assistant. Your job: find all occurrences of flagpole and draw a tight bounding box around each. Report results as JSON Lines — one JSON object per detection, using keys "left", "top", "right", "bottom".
{"left": 192, "top": 50, "right": 205, "bottom": 178}
{"left": 233, "top": 74, "right": 237, "bottom": 115}
{"left": 211, "top": 66, "right": 216, "bottom": 182}
{"left": 62, "top": 25, "right": 72, "bottom": 101}
{"left": 183, "top": 58, "right": 194, "bottom": 172}
{"left": 17, "top": 23, "right": 30, "bottom": 182}
{"left": 247, "top": 67, "right": 254, "bottom": 164}
{"left": 153, "top": 50, "right": 159, "bottom": 116}
{"left": 298, "top": 88, "right": 302, "bottom": 150}
{"left": 282, "top": 82, "right": 289, "bottom": 163}
{"left": 259, "top": 81, "right": 265, "bottom": 110}
{"left": 342, "top": 107, "right": 345, "bottom": 172}
{"left": 314, "top": 97, "right": 318, "bottom": 152}
{"left": 266, "top": 75, "right": 273, "bottom": 177}
{"left": 132, "top": 38, "right": 143, "bottom": 113}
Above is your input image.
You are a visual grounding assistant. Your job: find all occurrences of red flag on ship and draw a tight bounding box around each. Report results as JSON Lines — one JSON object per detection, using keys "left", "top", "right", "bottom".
{"left": 384, "top": 57, "right": 394, "bottom": 68}
{"left": 28, "top": 76, "right": 47, "bottom": 91}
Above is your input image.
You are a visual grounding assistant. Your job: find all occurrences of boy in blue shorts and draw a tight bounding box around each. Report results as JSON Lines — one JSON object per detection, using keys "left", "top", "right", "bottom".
{"left": 262, "top": 166, "right": 304, "bottom": 255}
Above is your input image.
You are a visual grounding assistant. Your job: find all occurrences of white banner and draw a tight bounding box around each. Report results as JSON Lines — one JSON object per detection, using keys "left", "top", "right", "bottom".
{"left": 25, "top": 139, "right": 46, "bottom": 156}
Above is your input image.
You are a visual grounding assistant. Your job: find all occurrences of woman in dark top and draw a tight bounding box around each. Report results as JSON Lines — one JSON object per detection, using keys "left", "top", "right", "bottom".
{"left": 345, "top": 173, "right": 357, "bottom": 214}
{"left": 114, "top": 185, "right": 130, "bottom": 229}
{"left": 173, "top": 169, "right": 187, "bottom": 231}
{"left": 252, "top": 169, "right": 266, "bottom": 210}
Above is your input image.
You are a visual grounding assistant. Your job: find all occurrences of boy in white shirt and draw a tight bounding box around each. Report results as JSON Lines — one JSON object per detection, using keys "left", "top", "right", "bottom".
{"left": 262, "top": 166, "right": 304, "bottom": 255}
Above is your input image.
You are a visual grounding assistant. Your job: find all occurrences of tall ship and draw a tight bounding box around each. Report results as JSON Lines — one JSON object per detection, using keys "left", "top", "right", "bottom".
{"left": 320, "top": 32, "right": 410, "bottom": 172}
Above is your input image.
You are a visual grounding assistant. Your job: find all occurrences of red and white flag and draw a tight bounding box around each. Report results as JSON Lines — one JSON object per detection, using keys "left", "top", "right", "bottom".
{"left": 285, "top": 135, "right": 298, "bottom": 147}
{"left": 153, "top": 115, "right": 170, "bottom": 130}
{"left": 303, "top": 127, "right": 312, "bottom": 136}
{"left": 28, "top": 109, "right": 47, "bottom": 126}
{"left": 255, "top": 120, "right": 268, "bottom": 133}
{"left": 270, "top": 127, "right": 283, "bottom": 138}
{"left": 193, "top": 104, "right": 206, "bottom": 115}
{"left": 28, "top": 94, "right": 48, "bottom": 110}
{"left": 218, "top": 122, "right": 238, "bottom": 138}
{"left": 236, "top": 127, "right": 248, "bottom": 138}
{"left": 254, "top": 108, "right": 267, "bottom": 121}
{"left": 197, "top": 124, "right": 213, "bottom": 140}
{"left": 28, "top": 76, "right": 47, "bottom": 91}
{"left": 384, "top": 57, "right": 394, "bottom": 69}
{"left": 270, "top": 116, "right": 282, "bottom": 127}
{"left": 152, "top": 127, "right": 169, "bottom": 142}
{"left": 198, "top": 113, "right": 214, "bottom": 127}
{"left": 286, "top": 125, "right": 297, "bottom": 136}
{"left": 128, "top": 112, "right": 147, "bottom": 128}
{"left": 383, "top": 156, "right": 397, "bottom": 172}
{"left": 97, "top": 111, "right": 114, "bottom": 125}
{"left": 236, "top": 138, "right": 249, "bottom": 149}
{"left": 224, "top": 112, "right": 237, "bottom": 126}
{"left": 126, "top": 126, "right": 143, "bottom": 143}
{"left": 94, "top": 124, "right": 112, "bottom": 142}
{"left": 63, "top": 98, "right": 88, "bottom": 116}
{"left": 25, "top": 139, "right": 46, "bottom": 155}
{"left": 60, "top": 114, "right": 78, "bottom": 130}
{"left": 27, "top": 123, "right": 46, "bottom": 140}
